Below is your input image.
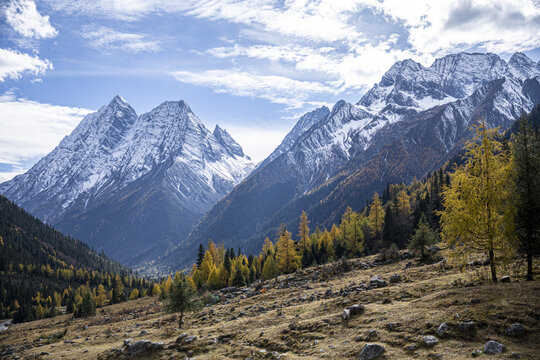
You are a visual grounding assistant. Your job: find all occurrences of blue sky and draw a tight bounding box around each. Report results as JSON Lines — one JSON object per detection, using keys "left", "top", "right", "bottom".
{"left": 1, "top": 0, "right": 540, "bottom": 181}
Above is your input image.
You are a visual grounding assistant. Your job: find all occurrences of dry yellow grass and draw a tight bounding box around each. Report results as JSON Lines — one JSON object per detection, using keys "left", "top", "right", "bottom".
{"left": 1, "top": 253, "right": 539, "bottom": 359}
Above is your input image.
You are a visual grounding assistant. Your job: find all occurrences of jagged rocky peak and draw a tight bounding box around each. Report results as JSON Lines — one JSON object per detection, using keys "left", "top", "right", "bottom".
{"left": 508, "top": 52, "right": 539, "bottom": 80}
{"left": 213, "top": 125, "right": 245, "bottom": 157}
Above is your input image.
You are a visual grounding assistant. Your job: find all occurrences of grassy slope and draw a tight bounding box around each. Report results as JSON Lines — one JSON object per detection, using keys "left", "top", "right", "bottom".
{"left": 1, "top": 252, "right": 538, "bottom": 359}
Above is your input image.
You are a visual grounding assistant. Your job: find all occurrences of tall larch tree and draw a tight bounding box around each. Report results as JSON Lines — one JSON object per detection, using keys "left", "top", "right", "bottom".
{"left": 276, "top": 225, "right": 301, "bottom": 274}
{"left": 441, "top": 121, "right": 515, "bottom": 282}
{"left": 297, "top": 210, "right": 311, "bottom": 267}
{"left": 368, "top": 192, "right": 385, "bottom": 247}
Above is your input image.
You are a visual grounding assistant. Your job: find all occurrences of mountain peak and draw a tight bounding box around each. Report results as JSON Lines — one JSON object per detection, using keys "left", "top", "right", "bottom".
{"left": 213, "top": 125, "right": 245, "bottom": 157}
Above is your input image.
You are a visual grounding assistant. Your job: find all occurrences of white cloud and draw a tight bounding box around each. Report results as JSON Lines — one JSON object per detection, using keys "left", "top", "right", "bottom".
{"left": 81, "top": 25, "right": 161, "bottom": 53}
{"left": 171, "top": 69, "right": 338, "bottom": 108}
{"left": 0, "top": 48, "right": 52, "bottom": 81}
{"left": 4, "top": 0, "right": 58, "bottom": 39}
{"left": 0, "top": 93, "right": 92, "bottom": 181}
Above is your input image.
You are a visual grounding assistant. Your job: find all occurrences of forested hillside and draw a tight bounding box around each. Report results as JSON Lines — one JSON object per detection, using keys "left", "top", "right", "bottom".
{"left": 0, "top": 195, "right": 155, "bottom": 323}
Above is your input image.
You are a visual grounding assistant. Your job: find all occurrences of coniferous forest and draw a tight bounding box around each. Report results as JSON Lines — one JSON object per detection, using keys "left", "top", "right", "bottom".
{"left": 0, "top": 195, "right": 156, "bottom": 323}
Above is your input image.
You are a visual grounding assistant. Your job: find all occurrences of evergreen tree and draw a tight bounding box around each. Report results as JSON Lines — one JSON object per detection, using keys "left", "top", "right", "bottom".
{"left": 408, "top": 214, "right": 438, "bottom": 259}
{"left": 165, "top": 272, "right": 198, "bottom": 327}
{"left": 511, "top": 116, "right": 540, "bottom": 280}
{"left": 112, "top": 276, "right": 124, "bottom": 303}
{"left": 79, "top": 289, "right": 96, "bottom": 317}
{"left": 196, "top": 244, "right": 205, "bottom": 269}
{"left": 297, "top": 211, "right": 311, "bottom": 267}
{"left": 441, "top": 121, "right": 515, "bottom": 282}
{"left": 261, "top": 255, "right": 278, "bottom": 280}
{"left": 368, "top": 192, "right": 385, "bottom": 249}
{"left": 231, "top": 263, "right": 246, "bottom": 287}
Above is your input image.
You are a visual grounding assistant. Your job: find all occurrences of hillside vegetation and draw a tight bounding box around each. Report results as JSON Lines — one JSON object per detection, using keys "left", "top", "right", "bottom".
{"left": 0, "top": 251, "right": 538, "bottom": 359}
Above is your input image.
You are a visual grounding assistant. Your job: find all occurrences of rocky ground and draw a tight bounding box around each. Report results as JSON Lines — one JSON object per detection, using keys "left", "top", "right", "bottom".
{"left": 1, "top": 250, "right": 539, "bottom": 359}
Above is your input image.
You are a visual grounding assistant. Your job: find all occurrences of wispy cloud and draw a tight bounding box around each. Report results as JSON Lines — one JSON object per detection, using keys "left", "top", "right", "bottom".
{"left": 171, "top": 69, "right": 338, "bottom": 108}
{"left": 0, "top": 48, "right": 52, "bottom": 81}
{"left": 0, "top": 92, "right": 92, "bottom": 181}
{"left": 81, "top": 25, "right": 161, "bottom": 53}
{"left": 4, "top": 0, "right": 58, "bottom": 39}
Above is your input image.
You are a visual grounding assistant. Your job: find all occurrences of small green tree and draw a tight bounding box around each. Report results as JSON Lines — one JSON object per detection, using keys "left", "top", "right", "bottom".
{"left": 261, "top": 255, "right": 278, "bottom": 280}
{"left": 408, "top": 214, "right": 438, "bottom": 259}
{"left": 80, "top": 289, "right": 96, "bottom": 317}
{"left": 231, "top": 263, "right": 246, "bottom": 287}
{"left": 165, "top": 272, "right": 198, "bottom": 327}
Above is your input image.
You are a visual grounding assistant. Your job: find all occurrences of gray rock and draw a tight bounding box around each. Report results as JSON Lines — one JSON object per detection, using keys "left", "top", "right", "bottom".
{"left": 359, "top": 343, "right": 385, "bottom": 360}
{"left": 175, "top": 333, "right": 189, "bottom": 343}
{"left": 389, "top": 274, "right": 402, "bottom": 284}
{"left": 500, "top": 276, "right": 510, "bottom": 283}
{"left": 458, "top": 320, "right": 477, "bottom": 336}
{"left": 506, "top": 323, "right": 525, "bottom": 337}
{"left": 471, "top": 350, "right": 482, "bottom": 357}
{"left": 365, "top": 329, "right": 379, "bottom": 341}
{"left": 437, "top": 322, "right": 449, "bottom": 337}
{"left": 343, "top": 309, "right": 351, "bottom": 320}
{"left": 369, "top": 275, "right": 388, "bottom": 288}
{"left": 423, "top": 335, "right": 439, "bottom": 347}
{"left": 139, "top": 330, "right": 148, "bottom": 336}
{"left": 124, "top": 340, "right": 163, "bottom": 356}
{"left": 484, "top": 340, "right": 505, "bottom": 354}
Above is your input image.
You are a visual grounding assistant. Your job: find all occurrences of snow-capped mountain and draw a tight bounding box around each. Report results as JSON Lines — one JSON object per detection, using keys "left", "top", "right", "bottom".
{"left": 0, "top": 96, "right": 255, "bottom": 266}
{"left": 176, "top": 52, "right": 539, "bottom": 270}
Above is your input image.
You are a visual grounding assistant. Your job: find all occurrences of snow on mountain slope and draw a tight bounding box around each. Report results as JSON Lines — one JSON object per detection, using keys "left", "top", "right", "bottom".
{"left": 180, "top": 52, "right": 540, "bottom": 272}
{"left": 0, "top": 97, "right": 255, "bottom": 266}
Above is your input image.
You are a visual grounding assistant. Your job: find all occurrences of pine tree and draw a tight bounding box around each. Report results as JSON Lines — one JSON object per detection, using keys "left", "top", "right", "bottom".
{"left": 441, "top": 121, "right": 515, "bottom": 282}
{"left": 511, "top": 116, "right": 540, "bottom": 280}
{"left": 79, "top": 289, "right": 96, "bottom": 317}
{"left": 368, "top": 192, "right": 385, "bottom": 249}
{"left": 408, "top": 214, "right": 438, "bottom": 259}
{"left": 276, "top": 225, "right": 301, "bottom": 274}
{"left": 165, "top": 272, "right": 198, "bottom": 327}
{"left": 298, "top": 211, "right": 311, "bottom": 267}
{"left": 196, "top": 244, "right": 205, "bottom": 269}
{"left": 112, "top": 276, "right": 124, "bottom": 303}
{"left": 231, "top": 263, "right": 246, "bottom": 287}
{"left": 261, "top": 255, "right": 278, "bottom": 280}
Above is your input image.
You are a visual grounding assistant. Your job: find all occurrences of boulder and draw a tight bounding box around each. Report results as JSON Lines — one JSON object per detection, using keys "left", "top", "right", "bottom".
{"left": 359, "top": 343, "right": 385, "bottom": 360}
{"left": 423, "top": 335, "right": 439, "bottom": 347}
{"left": 389, "top": 274, "right": 402, "bottom": 284}
{"left": 369, "top": 276, "right": 388, "bottom": 288}
{"left": 458, "top": 320, "right": 477, "bottom": 336}
{"left": 124, "top": 340, "right": 163, "bottom": 356}
{"left": 500, "top": 276, "right": 510, "bottom": 283}
{"left": 436, "top": 322, "right": 449, "bottom": 337}
{"left": 505, "top": 323, "right": 525, "bottom": 337}
{"left": 484, "top": 340, "right": 505, "bottom": 355}
{"left": 364, "top": 329, "right": 379, "bottom": 341}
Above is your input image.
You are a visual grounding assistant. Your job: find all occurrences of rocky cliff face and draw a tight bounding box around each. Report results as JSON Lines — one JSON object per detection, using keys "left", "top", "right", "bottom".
{"left": 175, "top": 52, "right": 539, "bottom": 271}
{"left": 0, "top": 97, "right": 255, "bottom": 266}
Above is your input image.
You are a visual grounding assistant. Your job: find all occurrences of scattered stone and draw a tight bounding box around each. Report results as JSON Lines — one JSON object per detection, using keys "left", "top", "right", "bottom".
{"left": 471, "top": 350, "right": 482, "bottom": 357}
{"left": 381, "top": 298, "right": 392, "bottom": 304}
{"left": 458, "top": 320, "right": 477, "bottom": 336}
{"left": 369, "top": 276, "right": 388, "bottom": 288}
{"left": 423, "top": 336, "right": 439, "bottom": 347}
{"left": 389, "top": 274, "right": 402, "bottom": 284}
{"left": 437, "top": 323, "right": 449, "bottom": 337}
{"left": 359, "top": 343, "right": 385, "bottom": 360}
{"left": 139, "top": 330, "right": 148, "bottom": 336}
{"left": 343, "top": 309, "right": 351, "bottom": 320}
{"left": 500, "top": 276, "right": 510, "bottom": 283}
{"left": 471, "top": 299, "right": 481, "bottom": 304}
{"left": 404, "top": 344, "right": 417, "bottom": 352}
{"left": 364, "top": 329, "right": 379, "bottom": 341}
{"left": 484, "top": 340, "right": 505, "bottom": 355}
{"left": 124, "top": 340, "right": 163, "bottom": 356}
{"left": 506, "top": 323, "right": 525, "bottom": 337}
{"left": 175, "top": 333, "right": 189, "bottom": 343}
{"left": 427, "top": 354, "right": 443, "bottom": 360}
{"left": 386, "top": 322, "right": 401, "bottom": 331}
